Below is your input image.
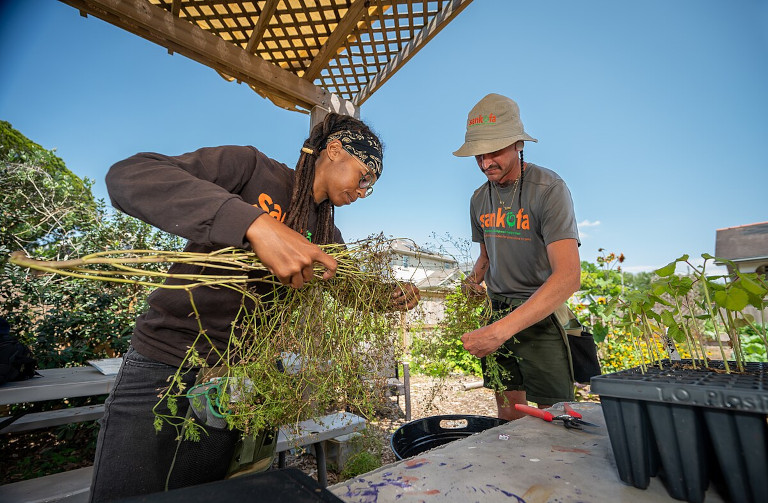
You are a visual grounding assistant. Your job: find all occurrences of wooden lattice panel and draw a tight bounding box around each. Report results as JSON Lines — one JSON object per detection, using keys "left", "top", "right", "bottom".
{"left": 146, "top": 0, "right": 462, "bottom": 104}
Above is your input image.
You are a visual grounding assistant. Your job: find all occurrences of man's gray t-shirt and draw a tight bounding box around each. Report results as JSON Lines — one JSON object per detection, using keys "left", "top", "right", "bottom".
{"left": 470, "top": 163, "right": 579, "bottom": 299}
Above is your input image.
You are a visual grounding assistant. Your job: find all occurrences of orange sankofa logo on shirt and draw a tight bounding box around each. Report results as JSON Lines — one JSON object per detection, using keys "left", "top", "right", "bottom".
{"left": 480, "top": 207, "right": 529, "bottom": 231}
{"left": 255, "top": 193, "right": 286, "bottom": 222}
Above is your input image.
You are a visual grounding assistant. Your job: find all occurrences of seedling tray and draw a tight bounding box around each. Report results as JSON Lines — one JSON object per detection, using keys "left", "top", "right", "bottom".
{"left": 591, "top": 360, "right": 768, "bottom": 503}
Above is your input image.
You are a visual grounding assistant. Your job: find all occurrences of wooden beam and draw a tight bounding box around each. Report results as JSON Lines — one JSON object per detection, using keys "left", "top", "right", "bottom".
{"left": 168, "top": 0, "right": 181, "bottom": 54}
{"left": 245, "top": 0, "right": 280, "bottom": 54}
{"left": 58, "top": 0, "right": 330, "bottom": 111}
{"left": 353, "top": 0, "right": 474, "bottom": 106}
{"left": 302, "top": 0, "right": 370, "bottom": 82}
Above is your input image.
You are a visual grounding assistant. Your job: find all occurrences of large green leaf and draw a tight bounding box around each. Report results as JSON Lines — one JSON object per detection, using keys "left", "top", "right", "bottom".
{"left": 649, "top": 294, "right": 672, "bottom": 307}
{"left": 592, "top": 322, "right": 609, "bottom": 342}
{"left": 652, "top": 282, "right": 669, "bottom": 297}
{"left": 707, "top": 281, "right": 726, "bottom": 291}
{"left": 660, "top": 309, "right": 677, "bottom": 328}
{"left": 737, "top": 275, "right": 768, "bottom": 297}
{"left": 646, "top": 310, "right": 661, "bottom": 322}
{"left": 730, "top": 316, "right": 749, "bottom": 329}
{"left": 671, "top": 276, "right": 694, "bottom": 295}
{"left": 655, "top": 261, "right": 677, "bottom": 277}
{"left": 713, "top": 288, "right": 749, "bottom": 312}
{"left": 668, "top": 324, "right": 686, "bottom": 343}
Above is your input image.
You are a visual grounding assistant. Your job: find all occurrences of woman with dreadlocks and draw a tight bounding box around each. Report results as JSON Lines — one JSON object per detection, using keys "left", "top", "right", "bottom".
{"left": 453, "top": 94, "right": 581, "bottom": 421}
{"left": 90, "top": 113, "right": 419, "bottom": 501}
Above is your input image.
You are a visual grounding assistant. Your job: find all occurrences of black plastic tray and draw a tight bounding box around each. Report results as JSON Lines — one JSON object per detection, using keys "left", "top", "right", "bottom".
{"left": 591, "top": 360, "right": 768, "bottom": 503}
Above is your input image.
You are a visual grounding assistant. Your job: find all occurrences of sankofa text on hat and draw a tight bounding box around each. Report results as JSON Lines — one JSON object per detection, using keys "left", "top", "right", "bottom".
{"left": 468, "top": 113, "right": 497, "bottom": 127}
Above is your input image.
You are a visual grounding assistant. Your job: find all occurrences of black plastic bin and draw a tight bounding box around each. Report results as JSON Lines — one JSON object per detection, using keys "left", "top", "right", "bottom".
{"left": 591, "top": 360, "right": 768, "bottom": 503}
{"left": 115, "top": 468, "right": 342, "bottom": 503}
{"left": 390, "top": 414, "right": 507, "bottom": 460}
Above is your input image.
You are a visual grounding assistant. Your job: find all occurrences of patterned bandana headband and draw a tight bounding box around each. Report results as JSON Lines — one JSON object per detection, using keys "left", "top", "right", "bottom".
{"left": 323, "top": 130, "right": 383, "bottom": 179}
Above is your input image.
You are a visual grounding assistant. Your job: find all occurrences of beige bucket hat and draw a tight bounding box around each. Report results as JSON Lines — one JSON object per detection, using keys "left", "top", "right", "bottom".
{"left": 453, "top": 93, "right": 538, "bottom": 157}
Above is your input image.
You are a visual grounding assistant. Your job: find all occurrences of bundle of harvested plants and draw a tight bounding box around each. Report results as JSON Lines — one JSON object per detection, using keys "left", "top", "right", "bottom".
{"left": 11, "top": 236, "right": 407, "bottom": 439}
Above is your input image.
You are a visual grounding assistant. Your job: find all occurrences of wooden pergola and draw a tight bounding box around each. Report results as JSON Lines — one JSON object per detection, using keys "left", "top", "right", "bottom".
{"left": 60, "top": 0, "right": 474, "bottom": 123}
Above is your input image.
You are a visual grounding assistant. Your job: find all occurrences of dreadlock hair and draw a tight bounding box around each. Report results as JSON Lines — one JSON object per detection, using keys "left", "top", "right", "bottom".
{"left": 518, "top": 148, "right": 525, "bottom": 205}
{"left": 284, "top": 113, "right": 381, "bottom": 245}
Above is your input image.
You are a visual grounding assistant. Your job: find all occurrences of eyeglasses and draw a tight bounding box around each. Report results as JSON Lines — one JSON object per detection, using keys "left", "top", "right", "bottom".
{"left": 359, "top": 169, "right": 376, "bottom": 197}
{"left": 350, "top": 153, "right": 377, "bottom": 197}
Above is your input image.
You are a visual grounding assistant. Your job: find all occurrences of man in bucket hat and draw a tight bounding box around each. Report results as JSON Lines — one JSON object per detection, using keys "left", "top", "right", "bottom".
{"left": 455, "top": 93, "right": 581, "bottom": 420}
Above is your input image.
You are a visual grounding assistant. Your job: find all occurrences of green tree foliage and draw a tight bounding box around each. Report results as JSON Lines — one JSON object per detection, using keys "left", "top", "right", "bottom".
{"left": 572, "top": 250, "right": 628, "bottom": 342}
{"left": 0, "top": 121, "right": 96, "bottom": 258}
{"left": 1, "top": 121, "right": 183, "bottom": 368}
{"left": 411, "top": 287, "right": 487, "bottom": 376}
{"left": 571, "top": 250, "right": 656, "bottom": 371}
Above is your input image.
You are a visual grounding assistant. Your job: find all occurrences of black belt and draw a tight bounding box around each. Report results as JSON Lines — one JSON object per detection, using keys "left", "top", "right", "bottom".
{"left": 487, "top": 292, "right": 526, "bottom": 311}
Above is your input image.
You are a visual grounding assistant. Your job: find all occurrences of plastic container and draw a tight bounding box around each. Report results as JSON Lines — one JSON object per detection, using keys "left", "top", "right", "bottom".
{"left": 591, "top": 360, "right": 768, "bottom": 503}
{"left": 119, "top": 468, "right": 342, "bottom": 502}
{"left": 390, "top": 414, "right": 506, "bottom": 460}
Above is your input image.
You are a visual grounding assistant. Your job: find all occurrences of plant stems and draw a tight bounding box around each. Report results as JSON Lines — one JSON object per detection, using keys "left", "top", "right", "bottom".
{"left": 11, "top": 237, "right": 409, "bottom": 436}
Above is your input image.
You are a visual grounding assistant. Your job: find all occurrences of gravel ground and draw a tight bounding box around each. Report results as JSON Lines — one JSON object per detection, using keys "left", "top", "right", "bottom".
{"left": 278, "top": 373, "right": 500, "bottom": 485}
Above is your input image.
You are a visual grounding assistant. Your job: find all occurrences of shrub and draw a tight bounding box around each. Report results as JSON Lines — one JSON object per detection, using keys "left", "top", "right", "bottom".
{"left": 340, "top": 450, "right": 381, "bottom": 479}
{"left": 410, "top": 287, "right": 487, "bottom": 377}
{"left": 1, "top": 121, "right": 183, "bottom": 368}
{"left": 740, "top": 324, "right": 768, "bottom": 362}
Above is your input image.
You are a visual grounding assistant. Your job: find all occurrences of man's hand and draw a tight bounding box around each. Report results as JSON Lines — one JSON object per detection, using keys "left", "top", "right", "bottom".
{"left": 461, "top": 324, "right": 507, "bottom": 358}
{"left": 461, "top": 278, "right": 486, "bottom": 298}
{"left": 246, "top": 214, "right": 337, "bottom": 288}
{"left": 390, "top": 283, "right": 420, "bottom": 310}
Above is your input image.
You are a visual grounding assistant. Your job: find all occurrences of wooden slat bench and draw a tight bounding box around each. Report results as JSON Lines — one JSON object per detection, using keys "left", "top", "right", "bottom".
{"left": 0, "top": 411, "right": 365, "bottom": 502}
{"left": 1, "top": 404, "right": 106, "bottom": 434}
{"left": 1, "top": 359, "right": 368, "bottom": 500}
{"left": 0, "top": 466, "right": 93, "bottom": 503}
{"left": 0, "top": 359, "right": 118, "bottom": 435}
{"left": 0, "top": 365, "right": 115, "bottom": 405}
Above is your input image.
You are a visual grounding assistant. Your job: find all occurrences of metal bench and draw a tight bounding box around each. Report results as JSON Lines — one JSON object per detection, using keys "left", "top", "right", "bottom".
{"left": 388, "top": 361, "right": 412, "bottom": 421}
{"left": 276, "top": 411, "right": 366, "bottom": 487}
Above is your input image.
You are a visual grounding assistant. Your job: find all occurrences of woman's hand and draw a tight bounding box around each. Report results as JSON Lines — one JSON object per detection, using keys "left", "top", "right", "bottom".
{"left": 245, "top": 214, "right": 337, "bottom": 288}
{"left": 390, "top": 283, "right": 420, "bottom": 311}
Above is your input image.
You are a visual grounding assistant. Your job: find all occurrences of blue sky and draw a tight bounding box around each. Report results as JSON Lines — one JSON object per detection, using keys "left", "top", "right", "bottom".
{"left": 1, "top": 0, "right": 766, "bottom": 273}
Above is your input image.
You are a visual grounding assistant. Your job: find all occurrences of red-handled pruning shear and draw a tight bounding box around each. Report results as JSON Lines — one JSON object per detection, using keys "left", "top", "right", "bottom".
{"left": 514, "top": 403, "right": 599, "bottom": 430}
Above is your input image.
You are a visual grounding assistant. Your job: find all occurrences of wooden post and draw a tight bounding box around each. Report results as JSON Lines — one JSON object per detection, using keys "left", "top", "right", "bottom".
{"left": 309, "top": 96, "right": 360, "bottom": 132}
{"left": 400, "top": 311, "right": 410, "bottom": 356}
{"left": 309, "top": 106, "right": 329, "bottom": 131}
